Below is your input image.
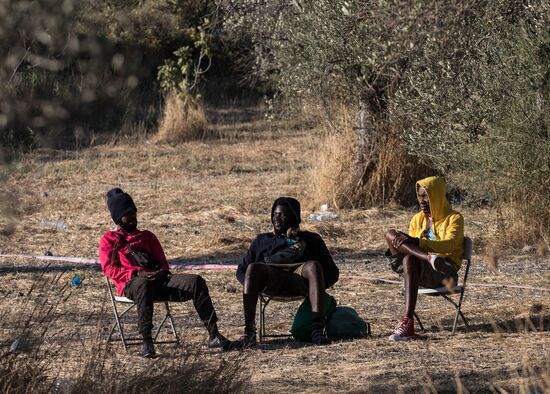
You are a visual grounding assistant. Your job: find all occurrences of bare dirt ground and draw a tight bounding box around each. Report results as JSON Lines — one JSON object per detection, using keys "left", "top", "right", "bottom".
{"left": 0, "top": 109, "right": 548, "bottom": 393}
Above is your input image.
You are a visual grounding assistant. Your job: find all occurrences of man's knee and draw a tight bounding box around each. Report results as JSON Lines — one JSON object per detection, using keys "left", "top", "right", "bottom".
{"left": 385, "top": 229, "right": 398, "bottom": 243}
{"left": 183, "top": 274, "right": 208, "bottom": 295}
{"left": 193, "top": 274, "right": 206, "bottom": 288}
{"left": 244, "top": 263, "right": 266, "bottom": 281}
{"left": 301, "top": 260, "right": 322, "bottom": 279}
{"left": 132, "top": 276, "right": 154, "bottom": 292}
{"left": 126, "top": 276, "right": 154, "bottom": 300}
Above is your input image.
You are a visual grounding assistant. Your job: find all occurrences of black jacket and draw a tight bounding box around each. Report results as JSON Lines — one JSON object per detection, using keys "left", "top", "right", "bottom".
{"left": 236, "top": 231, "right": 339, "bottom": 288}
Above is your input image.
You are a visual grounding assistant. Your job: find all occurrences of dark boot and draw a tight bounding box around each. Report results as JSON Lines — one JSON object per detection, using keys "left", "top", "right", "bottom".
{"left": 223, "top": 293, "right": 258, "bottom": 351}
{"left": 140, "top": 337, "right": 156, "bottom": 358}
{"left": 311, "top": 318, "right": 331, "bottom": 346}
{"left": 223, "top": 328, "right": 257, "bottom": 351}
{"left": 207, "top": 333, "right": 229, "bottom": 349}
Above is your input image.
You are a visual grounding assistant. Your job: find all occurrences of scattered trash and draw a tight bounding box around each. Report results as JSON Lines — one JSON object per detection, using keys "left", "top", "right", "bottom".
{"left": 224, "top": 284, "right": 237, "bottom": 293}
{"left": 71, "top": 274, "right": 82, "bottom": 287}
{"left": 310, "top": 204, "right": 338, "bottom": 221}
{"left": 9, "top": 336, "right": 29, "bottom": 353}
{"left": 44, "top": 250, "right": 53, "bottom": 256}
{"left": 521, "top": 245, "right": 534, "bottom": 253}
{"left": 310, "top": 212, "right": 338, "bottom": 222}
{"left": 52, "top": 377, "right": 70, "bottom": 393}
{"left": 40, "top": 219, "right": 68, "bottom": 230}
{"left": 310, "top": 213, "right": 338, "bottom": 222}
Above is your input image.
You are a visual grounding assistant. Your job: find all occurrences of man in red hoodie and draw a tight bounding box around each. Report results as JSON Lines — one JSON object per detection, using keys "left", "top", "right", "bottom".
{"left": 99, "top": 188, "right": 227, "bottom": 357}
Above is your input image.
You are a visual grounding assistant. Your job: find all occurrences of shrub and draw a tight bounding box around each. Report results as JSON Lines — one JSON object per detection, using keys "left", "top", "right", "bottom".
{"left": 310, "top": 106, "right": 432, "bottom": 208}
{"left": 154, "top": 92, "right": 208, "bottom": 143}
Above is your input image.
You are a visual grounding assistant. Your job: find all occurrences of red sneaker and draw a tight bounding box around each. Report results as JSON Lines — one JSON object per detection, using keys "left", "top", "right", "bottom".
{"left": 389, "top": 317, "right": 416, "bottom": 341}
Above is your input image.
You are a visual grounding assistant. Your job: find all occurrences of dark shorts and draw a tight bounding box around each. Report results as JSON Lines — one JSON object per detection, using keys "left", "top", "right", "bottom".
{"left": 261, "top": 263, "right": 309, "bottom": 297}
{"left": 385, "top": 251, "right": 458, "bottom": 288}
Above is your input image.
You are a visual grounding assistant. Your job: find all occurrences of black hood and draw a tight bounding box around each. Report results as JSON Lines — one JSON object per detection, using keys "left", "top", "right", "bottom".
{"left": 271, "top": 197, "right": 301, "bottom": 226}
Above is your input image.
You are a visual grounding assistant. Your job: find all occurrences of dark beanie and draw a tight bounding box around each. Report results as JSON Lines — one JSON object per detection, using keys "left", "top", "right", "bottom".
{"left": 106, "top": 188, "right": 137, "bottom": 224}
{"left": 271, "top": 197, "right": 301, "bottom": 226}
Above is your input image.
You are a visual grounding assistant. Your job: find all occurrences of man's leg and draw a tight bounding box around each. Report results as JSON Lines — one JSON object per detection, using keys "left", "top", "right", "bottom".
{"left": 235, "top": 263, "right": 270, "bottom": 346}
{"left": 124, "top": 277, "right": 158, "bottom": 357}
{"left": 402, "top": 254, "right": 421, "bottom": 319}
{"left": 155, "top": 274, "right": 225, "bottom": 346}
{"left": 299, "top": 260, "right": 331, "bottom": 345}
{"left": 388, "top": 254, "right": 421, "bottom": 341}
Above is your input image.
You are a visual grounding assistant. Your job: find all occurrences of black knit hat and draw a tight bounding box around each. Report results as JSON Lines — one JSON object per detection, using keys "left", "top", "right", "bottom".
{"left": 271, "top": 197, "right": 301, "bottom": 226}
{"left": 106, "top": 188, "right": 137, "bottom": 224}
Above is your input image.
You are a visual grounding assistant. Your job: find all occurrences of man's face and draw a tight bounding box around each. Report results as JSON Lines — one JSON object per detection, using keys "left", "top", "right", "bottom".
{"left": 272, "top": 204, "right": 292, "bottom": 234}
{"left": 119, "top": 211, "right": 138, "bottom": 232}
{"left": 417, "top": 186, "right": 430, "bottom": 213}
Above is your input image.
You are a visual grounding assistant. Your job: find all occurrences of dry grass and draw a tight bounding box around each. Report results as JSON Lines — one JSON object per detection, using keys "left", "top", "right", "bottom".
{"left": 310, "top": 106, "right": 432, "bottom": 209}
{"left": 0, "top": 283, "right": 249, "bottom": 393}
{"left": 0, "top": 108, "right": 549, "bottom": 392}
{"left": 154, "top": 92, "right": 208, "bottom": 143}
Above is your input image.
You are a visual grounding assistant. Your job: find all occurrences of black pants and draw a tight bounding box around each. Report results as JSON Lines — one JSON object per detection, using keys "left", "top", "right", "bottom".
{"left": 123, "top": 273, "right": 217, "bottom": 337}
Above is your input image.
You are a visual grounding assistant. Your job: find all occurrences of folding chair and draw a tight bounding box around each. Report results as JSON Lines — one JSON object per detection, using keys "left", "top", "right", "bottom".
{"left": 412, "top": 236, "right": 474, "bottom": 334}
{"left": 258, "top": 293, "right": 305, "bottom": 343}
{"left": 105, "top": 276, "right": 180, "bottom": 351}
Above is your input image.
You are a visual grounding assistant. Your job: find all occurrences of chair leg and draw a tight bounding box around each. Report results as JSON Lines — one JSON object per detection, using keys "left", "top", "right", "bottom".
{"left": 109, "top": 297, "right": 128, "bottom": 352}
{"left": 451, "top": 290, "right": 469, "bottom": 334}
{"left": 413, "top": 312, "right": 425, "bottom": 332}
{"left": 164, "top": 302, "right": 180, "bottom": 345}
{"left": 154, "top": 311, "right": 170, "bottom": 341}
{"left": 258, "top": 296, "right": 267, "bottom": 343}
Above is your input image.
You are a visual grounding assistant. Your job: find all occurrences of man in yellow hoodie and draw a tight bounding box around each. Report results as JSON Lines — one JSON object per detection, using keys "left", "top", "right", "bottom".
{"left": 385, "top": 176, "right": 464, "bottom": 340}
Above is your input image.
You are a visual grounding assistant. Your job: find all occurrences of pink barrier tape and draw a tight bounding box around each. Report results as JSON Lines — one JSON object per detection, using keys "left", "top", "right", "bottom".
{"left": 340, "top": 275, "right": 402, "bottom": 285}
{"left": 0, "top": 253, "right": 99, "bottom": 264}
{"left": 1, "top": 254, "right": 547, "bottom": 290}
{"left": 0, "top": 254, "right": 237, "bottom": 270}
{"left": 171, "top": 264, "right": 238, "bottom": 270}
{"left": 341, "top": 275, "right": 550, "bottom": 292}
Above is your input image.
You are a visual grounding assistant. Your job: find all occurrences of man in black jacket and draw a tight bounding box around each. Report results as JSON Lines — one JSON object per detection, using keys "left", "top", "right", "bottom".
{"left": 230, "top": 197, "right": 339, "bottom": 348}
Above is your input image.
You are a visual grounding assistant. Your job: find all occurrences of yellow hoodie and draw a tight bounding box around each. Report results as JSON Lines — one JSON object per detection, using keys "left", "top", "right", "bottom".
{"left": 409, "top": 176, "right": 464, "bottom": 269}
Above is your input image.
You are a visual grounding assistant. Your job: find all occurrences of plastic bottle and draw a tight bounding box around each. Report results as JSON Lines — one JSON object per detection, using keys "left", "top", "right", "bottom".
{"left": 40, "top": 219, "right": 68, "bottom": 230}
{"left": 71, "top": 274, "right": 82, "bottom": 287}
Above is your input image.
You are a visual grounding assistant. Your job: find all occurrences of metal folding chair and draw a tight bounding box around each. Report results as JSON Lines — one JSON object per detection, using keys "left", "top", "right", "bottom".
{"left": 412, "top": 236, "right": 474, "bottom": 334}
{"left": 258, "top": 293, "right": 305, "bottom": 343}
{"left": 105, "top": 276, "right": 180, "bottom": 351}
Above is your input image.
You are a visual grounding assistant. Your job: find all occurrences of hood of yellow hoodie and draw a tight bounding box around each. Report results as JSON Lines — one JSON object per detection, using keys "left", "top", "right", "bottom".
{"left": 416, "top": 176, "right": 452, "bottom": 221}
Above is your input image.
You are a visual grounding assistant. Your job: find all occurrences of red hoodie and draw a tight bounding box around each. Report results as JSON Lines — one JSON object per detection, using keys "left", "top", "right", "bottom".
{"left": 99, "top": 228, "right": 170, "bottom": 295}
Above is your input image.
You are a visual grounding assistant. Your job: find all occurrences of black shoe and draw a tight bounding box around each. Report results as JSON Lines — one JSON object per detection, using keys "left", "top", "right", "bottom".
{"left": 311, "top": 321, "right": 332, "bottom": 346}
{"left": 311, "top": 332, "right": 332, "bottom": 346}
{"left": 140, "top": 338, "right": 156, "bottom": 358}
{"left": 207, "top": 334, "right": 229, "bottom": 349}
{"left": 222, "top": 332, "right": 257, "bottom": 352}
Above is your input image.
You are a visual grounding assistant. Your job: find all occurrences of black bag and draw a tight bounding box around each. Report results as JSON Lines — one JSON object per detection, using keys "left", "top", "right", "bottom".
{"left": 326, "top": 306, "right": 371, "bottom": 340}
{"left": 118, "top": 235, "right": 161, "bottom": 271}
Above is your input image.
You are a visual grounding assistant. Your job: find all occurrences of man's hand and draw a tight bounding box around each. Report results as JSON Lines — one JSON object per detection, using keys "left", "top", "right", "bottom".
{"left": 136, "top": 270, "right": 171, "bottom": 281}
{"left": 391, "top": 231, "right": 419, "bottom": 249}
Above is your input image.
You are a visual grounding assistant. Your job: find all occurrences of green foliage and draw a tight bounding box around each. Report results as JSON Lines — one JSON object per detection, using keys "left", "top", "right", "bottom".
{"left": 389, "top": 1, "right": 549, "bottom": 231}
{"left": 158, "top": 17, "right": 216, "bottom": 101}
{"left": 225, "top": 0, "right": 550, "bottom": 240}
